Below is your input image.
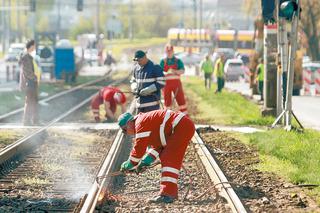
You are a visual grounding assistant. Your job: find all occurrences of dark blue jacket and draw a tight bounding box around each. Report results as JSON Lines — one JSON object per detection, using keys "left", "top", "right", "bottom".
{"left": 131, "top": 60, "right": 165, "bottom": 112}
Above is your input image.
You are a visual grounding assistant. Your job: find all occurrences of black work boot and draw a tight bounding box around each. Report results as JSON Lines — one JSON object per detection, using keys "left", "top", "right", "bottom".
{"left": 148, "top": 195, "right": 175, "bottom": 204}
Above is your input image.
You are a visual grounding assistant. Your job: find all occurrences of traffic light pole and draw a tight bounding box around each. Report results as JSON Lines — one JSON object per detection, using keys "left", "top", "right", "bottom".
{"left": 276, "top": 0, "right": 282, "bottom": 117}
{"left": 272, "top": 0, "right": 303, "bottom": 131}
{"left": 262, "top": 24, "right": 278, "bottom": 116}
{"left": 278, "top": 18, "right": 289, "bottom": 121}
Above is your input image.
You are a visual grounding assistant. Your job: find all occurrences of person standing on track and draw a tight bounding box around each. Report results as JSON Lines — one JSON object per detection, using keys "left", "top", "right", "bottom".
{"left": 91, "top": 86, "right": 126, "bottom": 123}
{"left": 130, "top": 50, "right": 165, "bottom": 113}
{"left": 159, "top": 44, "right": 187, "bottom": 114}
{"left": 19, "top": 39, "right": 39, "bottom": 126}
{"left": 118, "top": 109, "right": 195, "bottom": 203}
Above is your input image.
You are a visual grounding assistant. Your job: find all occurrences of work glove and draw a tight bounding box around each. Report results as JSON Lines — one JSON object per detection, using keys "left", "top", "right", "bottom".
{"left": 136, "top": 154, "right": 154, "bottom": 173}
{"left": 130, "top": 82, "right": 141, "bottom": 97}
{"left": 139, "top": 84, "right": 157, "bottom": 96}
{"left": 120, "top": 160, "right": 134, "bottom": 172}
{"left": 130, "top": 82, "right": 138, "bottom": 93}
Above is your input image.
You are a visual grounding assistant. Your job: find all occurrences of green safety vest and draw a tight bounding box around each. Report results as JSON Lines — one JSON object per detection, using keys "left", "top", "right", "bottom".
{"left": 214, "top": 58, "right": 224, "bottom": 77}
{"left": 201, "top": 59, "right": 214, "bottom": 74}
{"left": 257, "top": 63, "right": 264, "bottom": 81}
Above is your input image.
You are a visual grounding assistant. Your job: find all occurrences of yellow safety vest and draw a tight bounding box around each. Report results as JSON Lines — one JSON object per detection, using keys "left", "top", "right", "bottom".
{"left": 214, "top": 58, "right": 224, "bottom": 77}
{"left": 33, "top": 60, "right": 41, "bottom": 83}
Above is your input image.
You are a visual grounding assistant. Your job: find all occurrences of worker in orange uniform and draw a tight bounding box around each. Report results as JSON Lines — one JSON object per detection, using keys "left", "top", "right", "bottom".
{"left": 91, "top": 86, "right": 126, "bottom": 122}
{"left": 118, "top": 109, "right": 195, "bottom": 203}
{"left": 159, "top": 44, "right": 187, "bottom": 114}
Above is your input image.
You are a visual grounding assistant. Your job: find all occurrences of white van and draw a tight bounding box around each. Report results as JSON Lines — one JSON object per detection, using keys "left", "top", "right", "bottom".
{"left": 224, "top": 58, "right": 245, "bottom": 81}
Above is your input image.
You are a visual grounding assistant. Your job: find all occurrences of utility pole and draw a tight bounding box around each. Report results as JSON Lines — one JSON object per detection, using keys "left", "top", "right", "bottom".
{"left": 95, "top": 0, "right": 100, "bottom": 36}
{"left": 262, "top": 23, "right": 278, "bottom": 116}
{"left": 272, "top": 0, "right": 303, "bottom": 131}
{"left": 199, "top": 0, "right": 202, "bottom": 29}
{"left": 1, "top": 0, "right": 5, "bottom": 53}
{"left": 4, "top": 0, "right": 8, "bottom": 50}
{"left": 199, "top": 0, "right": 202, "bottom": 42}
{"left": 17, "top": 0, "right": 21, "bottom": 42}
{"left": 8, "top": 0, "right": 11, "bottom": 44}
{"left": 180, "top": 0, "right": 184, "bottom": 28}
{"left": 192, "top": 0, "right": 197, "bottom": 29}
{"left": 129, "top": 0, "right": 133, "bottom": 40}
{"left": 57, "top": 0, "right": 61, "bottom": 38}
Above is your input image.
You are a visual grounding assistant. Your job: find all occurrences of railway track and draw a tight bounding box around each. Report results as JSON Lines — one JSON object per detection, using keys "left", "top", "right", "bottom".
{"left": 0, "top": 74, "right": 131, "bottom": 212}
{"left": 79, "top": 103, "right": 247, "bottom": 213}
{"left": 0, "top": 91, "right": 247, "bottom": 213}
{"left": 2, "top": 72, "right": 305, "bottom": 212}
{"left": 0, "top": 69, "right": 114, "bottom": 124}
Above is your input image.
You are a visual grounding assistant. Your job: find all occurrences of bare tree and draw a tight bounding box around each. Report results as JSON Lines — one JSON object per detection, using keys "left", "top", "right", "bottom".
{"left": 301, "top": 0, "right": 320, "bottom": 60}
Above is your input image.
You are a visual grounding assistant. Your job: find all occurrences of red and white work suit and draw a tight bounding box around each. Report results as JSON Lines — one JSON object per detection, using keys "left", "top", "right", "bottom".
{"left": 162, "top": 58, "right": 187, "bottom": 114}
{"left": 90, "top": 86, "right": 126, "bottom": 122}
{"left": 128, "top": 109, "right": 195, "bottom": 198}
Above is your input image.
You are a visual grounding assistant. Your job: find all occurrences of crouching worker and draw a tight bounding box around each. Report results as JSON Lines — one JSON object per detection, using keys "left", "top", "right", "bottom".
{"left": 91, "top": 86, "right": 126, "bottom": 123}
{"left": 118, "top": 109, "right": 195, "bottom": 203}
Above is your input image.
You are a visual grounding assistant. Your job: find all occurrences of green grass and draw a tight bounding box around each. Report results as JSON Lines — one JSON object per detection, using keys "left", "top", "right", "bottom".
{"left": 247, "top": 129, "right": 320, "bottom": 184}
{"left": 184, "top": 76, "right": 320, "bottom": 203}
{"left": 245, "top": 129, "right": 320, "bottom": 203}
{"left": 0, "top": 130, "right": 23, "bottom": 146}
{"left": 183, "top": 76, "right": 274, "bottom": 126}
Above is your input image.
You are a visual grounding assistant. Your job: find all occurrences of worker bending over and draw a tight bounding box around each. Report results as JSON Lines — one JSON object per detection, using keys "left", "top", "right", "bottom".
{"left": 118, "top": 109, "right": 195, "bottom": 203}
{"left": 91, "top": 86, "right": 126, "bottom": 122}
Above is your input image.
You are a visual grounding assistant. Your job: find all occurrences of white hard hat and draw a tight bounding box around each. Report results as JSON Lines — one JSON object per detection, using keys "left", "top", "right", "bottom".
{"left": 113, "top": 92, "right": 124, "bottom": 103}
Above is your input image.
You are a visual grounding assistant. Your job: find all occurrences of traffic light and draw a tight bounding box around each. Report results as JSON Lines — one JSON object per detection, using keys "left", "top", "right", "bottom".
{"left": 30, "top": 0, "right": 36, "bottom": 12}
{"left": 261, "top": 0, "right": 276, "bottom": 24}
{"left": 279, "top": 0, "right": 298, "bottom": 21}
{"left": 77, "top": 0, "right": 84, "bottom": 11}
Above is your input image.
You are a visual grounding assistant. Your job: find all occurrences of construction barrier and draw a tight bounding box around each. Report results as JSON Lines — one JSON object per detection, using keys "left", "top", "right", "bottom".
{"left": 316, "top": 69, "right": 320, "bottom": 96}
{"left": 6, "top": 63, "right": 18, "bottom": 82}
{"left": 244, "top": 66, "right": 250, "bottom": 83}
{"left": 303, "top": 69, "right": 312, "bottom": 95}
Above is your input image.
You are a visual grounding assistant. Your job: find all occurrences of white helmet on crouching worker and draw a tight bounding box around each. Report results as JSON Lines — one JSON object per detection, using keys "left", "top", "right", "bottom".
{"left": 113, "top": 92, "right": 125, "bottom": 104}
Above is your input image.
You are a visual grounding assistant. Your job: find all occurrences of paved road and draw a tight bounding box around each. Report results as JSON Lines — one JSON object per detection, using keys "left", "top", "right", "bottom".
{"left": 225, "top": 81, "right": 320, "bottom": 131}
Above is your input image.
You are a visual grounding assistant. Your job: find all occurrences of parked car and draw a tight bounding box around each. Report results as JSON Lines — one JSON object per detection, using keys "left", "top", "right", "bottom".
{"left": 174, "top": 52, "right": 202, "bottom": 66}
{"left": 211, "top": 48, "right": 236, "bottom": 66}
{"left": 4, "top": 43, "right": 25, "bottom": 62}
{"left": 224, "top": 58, "right": 246, "bottom": 81}
{"left": 302, "top": 62, "right": 320, "bottom": 84}
{"left": 239, "top": 54, "right": 250, "bottom": 65}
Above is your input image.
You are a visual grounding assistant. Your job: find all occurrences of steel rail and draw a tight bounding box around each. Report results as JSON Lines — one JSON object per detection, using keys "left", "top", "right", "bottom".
{"left": 0, "top": 70, "right": 112, "bottom": 121}
{"left": 0, "top": 93, "right": 97, "bottom": 165}
{"left": 193, "top": 131, "right": 247, "bottom": 213}
{"left": 80, "top": 105, "right": 246, "bottom": 212}
{"left": 0, "top": 74, "right": 128, "bottom": 165}
{"left": 79, "top": 129, "right": 125, "bottom": 213}
{"left": 79, "top": 101, "right": 136, "bottom": 213}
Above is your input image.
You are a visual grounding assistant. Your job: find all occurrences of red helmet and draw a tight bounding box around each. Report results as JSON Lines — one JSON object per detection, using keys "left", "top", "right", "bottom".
{"left": 113, "top": 92, "right": 126, "bottom": 104}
